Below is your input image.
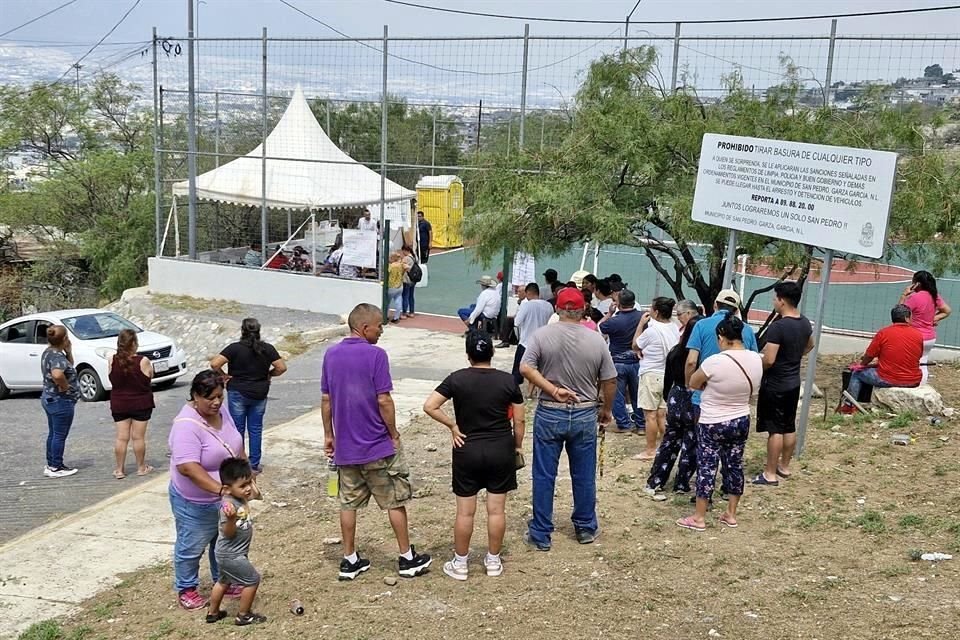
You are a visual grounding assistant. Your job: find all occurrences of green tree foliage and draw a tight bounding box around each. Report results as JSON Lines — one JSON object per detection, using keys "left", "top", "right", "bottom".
{"left": 463, "top": 47, "right": 960, "bottom": 312}
{"left": 924, "top": 64, "right": 944, "bottom": 79}
{"left": 0, "top": 75, "right": 153, "bottom": 300}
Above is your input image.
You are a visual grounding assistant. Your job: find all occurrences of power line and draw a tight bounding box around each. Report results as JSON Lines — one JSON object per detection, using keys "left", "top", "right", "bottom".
{"left": 278, "top": 0, "right": 618, "bottom": 76}
{"left": 0, "top": 0, "right": 81, "bottom": 39}
{"left": 382, "top": 0, "right": 960, "bottom": 25}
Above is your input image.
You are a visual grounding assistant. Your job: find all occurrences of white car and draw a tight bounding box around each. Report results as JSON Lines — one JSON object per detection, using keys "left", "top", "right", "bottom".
{"left": 0, "top": 309, "right": 188, "bottom": 402}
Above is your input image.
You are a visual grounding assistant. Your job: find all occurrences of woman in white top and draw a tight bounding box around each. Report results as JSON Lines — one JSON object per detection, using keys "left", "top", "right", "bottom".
{"left": 631, "top": 297, "right": 681, "bottom": 460}
{"left": 677, "top": 314, "right": 762, "bottom": 532}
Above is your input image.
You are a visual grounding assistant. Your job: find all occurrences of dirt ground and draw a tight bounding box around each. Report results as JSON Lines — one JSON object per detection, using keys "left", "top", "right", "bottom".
{"left": 28, "top": 356, "right": 960, "bottom": 640}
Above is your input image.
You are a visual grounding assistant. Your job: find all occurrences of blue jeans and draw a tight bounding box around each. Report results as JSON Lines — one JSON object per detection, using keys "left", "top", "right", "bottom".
{"left": 613, "top": 360, "right": 642, "bottom": 429}
{"left": 402, "top": 283, "right": 416, "bottom": 314}
{"left": 846, "top": 367, "right": 898, "bottom": 403}
{"left": 528, "top": 405, "right": 599, "bottom": 546}
{"left": 42, "top": 394, "right": 76, "bottom": 468}
{"left": 228, "top": 391, "right": 268, "bottom": 468}
{"left": 169, "top": 485, "right": 220, "bottom": 592}
{"left": 388, "top": 287, "right": 403, "bottom": 320}
{"left": 457, "top": 304, "right": 476, "bottom": 322}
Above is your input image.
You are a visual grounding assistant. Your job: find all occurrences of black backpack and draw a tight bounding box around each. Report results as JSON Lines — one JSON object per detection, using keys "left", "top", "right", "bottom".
{"left": 408, "top": 259, "right": 423, "bottom": 284}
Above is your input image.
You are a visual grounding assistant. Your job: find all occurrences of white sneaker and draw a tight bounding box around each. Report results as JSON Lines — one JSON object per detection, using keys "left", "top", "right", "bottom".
{"left": 442, "top": 560, "right": 468, "bottom": 581}
{"left": 483, "top": 554, "right": 503, "bottom": 577}
{"left": 43, "top": 466, "right": 78, "bottom": 478}
{"left": 642, "top": 486, "right": 667, "bottom": 502}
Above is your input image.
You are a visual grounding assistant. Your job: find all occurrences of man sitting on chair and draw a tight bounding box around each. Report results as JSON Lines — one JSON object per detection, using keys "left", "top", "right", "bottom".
{"left": 839, "top": 304, "right": 923, "bottom": 414}
{"left": 458, "top": 275, "right": 501, "bottom": 333}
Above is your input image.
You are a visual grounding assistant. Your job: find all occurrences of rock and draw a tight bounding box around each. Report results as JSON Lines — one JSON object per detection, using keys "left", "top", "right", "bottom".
{"left": 321, "top": 537, "right": 341, "bottom": 545}
{"left": 943, "top": 407, "right": 955, "bottom": 418}
{"left": 873, "top": 385, "right": 944, "bottom": 416}
{"left": 799, "top": 382, "right": 823, "bottom": 399}
{"left": 888, "top": 595, "right": 903, "bottom": 602}
{"left": 708, "top": 630, "right": 721, "bottom": 638}
{"left": 425, "top": 443, "right": 438, "bottom": 452}
{"left": 383, "top": 576, "right": 397, "bottom": 586}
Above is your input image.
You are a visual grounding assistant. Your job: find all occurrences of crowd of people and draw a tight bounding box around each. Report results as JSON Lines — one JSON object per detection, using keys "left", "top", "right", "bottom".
{"left": 32, "top": 262, "right": 948, "bottom": 623}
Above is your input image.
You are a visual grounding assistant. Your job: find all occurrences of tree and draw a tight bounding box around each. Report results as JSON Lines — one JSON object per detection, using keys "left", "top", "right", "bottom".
{"left": 0, "top": 75, "right": 154, "bottom": 300}
{"left": 924, "top": 64, "right": 944, "bottom": 79}
{"left": 463, "top": 47, "right": 960, "bottom": 313}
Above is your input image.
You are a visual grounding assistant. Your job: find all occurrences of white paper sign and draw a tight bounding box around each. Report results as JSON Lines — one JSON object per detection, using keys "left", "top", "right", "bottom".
{"left": 369, "top": 200, "right": 412, "bottom": 229}
{"left": 691, "top": 133, "right": 897, "bottom": 258}
{"left": 341, "top": 229, "right": 378, "bottom": 269}
{"left": 511, "top": 252, "right": 536, "bottom": 287}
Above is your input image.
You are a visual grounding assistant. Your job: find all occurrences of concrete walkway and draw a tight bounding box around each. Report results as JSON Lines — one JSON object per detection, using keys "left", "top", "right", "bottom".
{"left": 0, "top": 327, "right": 472, "bottom": 639}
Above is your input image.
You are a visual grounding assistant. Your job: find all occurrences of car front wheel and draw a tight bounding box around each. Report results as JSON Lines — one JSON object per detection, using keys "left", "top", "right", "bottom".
{"left": 77, "top": 367, "right": 106, "bottom": 402}
{"left": 0, "top": 375, "right": 9, "bottom": 400}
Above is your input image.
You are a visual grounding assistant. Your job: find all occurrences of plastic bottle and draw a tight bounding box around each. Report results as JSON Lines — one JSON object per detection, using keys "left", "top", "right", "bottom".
{"left": 290, "top": 599, "right": 305, "bottom": 615}
{"left": 326, "top": 458, "right": 338, "bottom": 498}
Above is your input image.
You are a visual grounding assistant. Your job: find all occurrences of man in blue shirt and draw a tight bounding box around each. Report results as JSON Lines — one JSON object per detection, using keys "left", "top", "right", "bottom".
{"left": 684, "top": 288, "right": 759, "bottom": 407}
{"left": 600, "top": 289, "right": 645, "bottom": 433}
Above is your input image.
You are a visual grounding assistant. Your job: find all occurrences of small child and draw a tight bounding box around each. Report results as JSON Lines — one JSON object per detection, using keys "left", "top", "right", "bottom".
{"left": 206, "top": 458, "right": 266, "bottom": 626}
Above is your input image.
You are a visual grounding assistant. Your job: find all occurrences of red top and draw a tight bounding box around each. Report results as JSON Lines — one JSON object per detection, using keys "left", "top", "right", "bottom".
{"left": 109, "top": 355, "right": 155, "bottom": 413}
{"left": 865, "top": 323, "right": 923, "bottom": 386}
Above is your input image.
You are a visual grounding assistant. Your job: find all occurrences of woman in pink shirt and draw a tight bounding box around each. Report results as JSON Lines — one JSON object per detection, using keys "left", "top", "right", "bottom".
{"left": 168, "top": 370, "right": 253, "bottom": 610}
{"left": 900, "top": 270, "right": 951, "bottom": 384}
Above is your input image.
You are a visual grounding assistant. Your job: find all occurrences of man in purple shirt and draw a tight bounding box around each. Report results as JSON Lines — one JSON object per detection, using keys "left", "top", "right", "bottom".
{"left": 321, "top": 303, "right": 432, "bottom": 581}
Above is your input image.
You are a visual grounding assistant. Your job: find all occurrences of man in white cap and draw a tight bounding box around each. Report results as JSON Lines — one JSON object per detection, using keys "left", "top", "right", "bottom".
{"left": 457, "top": 275, "right": 502, "bottom": 332}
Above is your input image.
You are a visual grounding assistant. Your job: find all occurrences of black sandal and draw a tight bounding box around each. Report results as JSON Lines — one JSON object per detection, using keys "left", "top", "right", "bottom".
{"left": 205, "top": 610, "right": 228, "bottom": 624}
{"left": 235, "top": 612, "right": 268, "bottom": 626}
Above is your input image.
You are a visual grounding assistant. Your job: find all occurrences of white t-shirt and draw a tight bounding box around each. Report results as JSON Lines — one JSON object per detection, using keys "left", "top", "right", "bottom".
{"left": 358, "top": 217, "right": 378, "bottom": 232}
{"left": 514, "top": 298, "right": 555, "bottom": 347}
{"left": 698, "top": 350, "right": 764, "bottom": 423}
{"left": 636, "top": 320, "right": 681, "bottom": 375}
{"left": 596, "top": 298, "right": 613, "bottom": 315}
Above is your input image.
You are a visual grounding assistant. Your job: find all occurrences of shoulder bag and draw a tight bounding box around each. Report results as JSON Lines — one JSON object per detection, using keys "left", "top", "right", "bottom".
{"left": 721, "top": 352, "right": 754, "bottom": 396}
{"left": 174, "top": 416, "right": 262, "bottom": 499}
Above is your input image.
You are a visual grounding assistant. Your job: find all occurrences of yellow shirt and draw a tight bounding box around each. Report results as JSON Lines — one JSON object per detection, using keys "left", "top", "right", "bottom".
{"left": 388, "top": 262, "right": 404, "bottom": 289}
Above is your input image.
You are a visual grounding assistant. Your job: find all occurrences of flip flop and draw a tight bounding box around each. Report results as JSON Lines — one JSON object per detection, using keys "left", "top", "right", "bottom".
{"left": 113, "top": 470, "right": 126, "bottom": 480}
{"left": 718, "top": 512, "right": 739, "bottom": 528}
{"left": 631, "top": 453, "right": 656, "bottom": 461}
{"left": 776, "top": 467, "right": 792, "bottom": 479}
{"left": 137, "top": 465, "right": 155, "bottom": 476}
{"left": 751, "top": 474, "right": 779, "bottom": 486}
{"left": 675, "top": 516, "right": 706, "bottom": 532}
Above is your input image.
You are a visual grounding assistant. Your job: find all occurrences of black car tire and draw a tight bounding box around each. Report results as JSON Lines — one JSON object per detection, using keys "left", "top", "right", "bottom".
{"left": 0, "top": 375, "right": 9, "bottom": 400}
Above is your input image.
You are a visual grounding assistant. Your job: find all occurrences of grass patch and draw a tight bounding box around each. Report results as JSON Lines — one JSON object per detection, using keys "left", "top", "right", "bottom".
{"left": 898, "top": 514, "right": 925, "bottom": 529}
{"left": 277, "top": 332, "right": 310, "bottom": 358}
{"left": 888, "top": 411, "right": 918, "bottom": 431}
{"left": 146, "top": 620, "right": 175, "bottom": 640}
{"left": 17, "top": 621, "right": 91, "bottom": 640}
{"left": 799, "top": 511, "right": 822, "bottom": 529}
{"left": 855, "top": 510, "right": 887, "bottom": 534}
{"left": 151, "top": 294, "right": 241, "bottom": 315}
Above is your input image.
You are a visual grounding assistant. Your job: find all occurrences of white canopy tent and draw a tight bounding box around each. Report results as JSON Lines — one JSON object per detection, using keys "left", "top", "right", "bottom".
{"left": 172, "top": 85, "right": 415, "bottom": 213}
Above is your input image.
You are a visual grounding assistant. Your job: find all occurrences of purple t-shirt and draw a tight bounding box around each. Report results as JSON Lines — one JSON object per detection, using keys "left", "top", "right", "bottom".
{"left": 321, "top": 336, "right": 395, "bottom": 466}
{"left": 168, "top": 403, "right": 244, "bottom": 504}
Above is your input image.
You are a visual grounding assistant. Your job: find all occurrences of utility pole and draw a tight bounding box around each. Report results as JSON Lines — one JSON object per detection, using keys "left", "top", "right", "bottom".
{"left": 72, "top": 63, "right": 82, "bottom": 98}
{"left": 623, "top": 0, "right": 643, "bottom": 52}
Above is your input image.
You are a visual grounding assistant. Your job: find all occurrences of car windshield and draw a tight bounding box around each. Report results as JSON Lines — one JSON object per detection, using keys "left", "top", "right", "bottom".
{"left": 62, "top": 312, "right": 141, "bottom": 340}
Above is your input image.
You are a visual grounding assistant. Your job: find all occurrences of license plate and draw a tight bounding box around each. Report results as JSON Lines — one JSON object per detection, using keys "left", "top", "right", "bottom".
{"left": 153, "top": 359, "right": 168, "bottom": 372}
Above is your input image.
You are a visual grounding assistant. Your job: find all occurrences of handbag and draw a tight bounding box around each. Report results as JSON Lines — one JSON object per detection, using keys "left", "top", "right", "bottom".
{"left": 514, "top": 450, "right": 526, "bottom": 470}
{"left": 174, "top": 416, "right": 262, "bottom": 500}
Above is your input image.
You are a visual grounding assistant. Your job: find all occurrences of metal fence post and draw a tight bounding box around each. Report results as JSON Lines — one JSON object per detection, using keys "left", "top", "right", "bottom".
{"left": 431, "top": 110, "right": 437, "bottom": 176}
{"left": 186, "top": 0, "right": 198, "bottom": 259}
{"left": 796, "top": 249, "right": 835, "bottom": 456}
{"left": 519, "top": 23, "right": 530, "bottom": 150}
{"left": 214, "top": 91, "right": 220, "bottom": 168}
{"left": 499, "top": 247, "right": 510, "bottom": 329}
{"left": 721, "top": 230, "right": 737, "bottom": 288}
{"left": 671, "top": 22, "right": 681, "bottom": 92}
{"left": 260, "top": 27, "right": 268, "bottom": 264}
{"left": 151, "top": 27, "right": 161, "bottom": 257}
{"left": 382, "top": 220, "right": 391, "bottom": 325}
{"left": 825, "top": 19, "right": 838, "bottom": 106}
{"left": 380, "top": 25, "right": 388, "bottom": 231}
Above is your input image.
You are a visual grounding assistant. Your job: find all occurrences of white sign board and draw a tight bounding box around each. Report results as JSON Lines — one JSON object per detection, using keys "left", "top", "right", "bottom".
{"left": 341, "top": 229, "right": 378, "bottom": 269}
{"left": 369, "top": 200, "right": 412, "bottom": 229}
{"left": 691, "top": 133, "right": 897, "bottom": 258}
{"left": 511, "top": 252, "right": 536, "bottom": 287}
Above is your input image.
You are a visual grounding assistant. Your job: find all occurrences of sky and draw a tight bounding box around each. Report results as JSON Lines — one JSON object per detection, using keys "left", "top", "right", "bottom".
{"left": 2, "top": 1, "right": 959, "bottom": 108}
{"left": 2, "top": 0, "right": 960, "bottom": 43}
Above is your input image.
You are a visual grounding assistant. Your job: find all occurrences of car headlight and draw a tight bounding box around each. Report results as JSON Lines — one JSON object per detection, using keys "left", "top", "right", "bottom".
{"left": 170, "top": 340, "right": 179, "bottom": 355}
{"left": 95, "top": 347, "right": 116, "bottom": 360}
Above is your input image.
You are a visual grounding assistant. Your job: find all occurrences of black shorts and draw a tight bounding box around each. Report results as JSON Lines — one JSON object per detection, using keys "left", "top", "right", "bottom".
{"left": 452, "top": 436, "right": 517, "bottom": 497}
{"left": 111, "top": 408, "right": 153, "bottom": 422}
{"left": 756, "top": 386, "right": 800, "bottom": 434}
